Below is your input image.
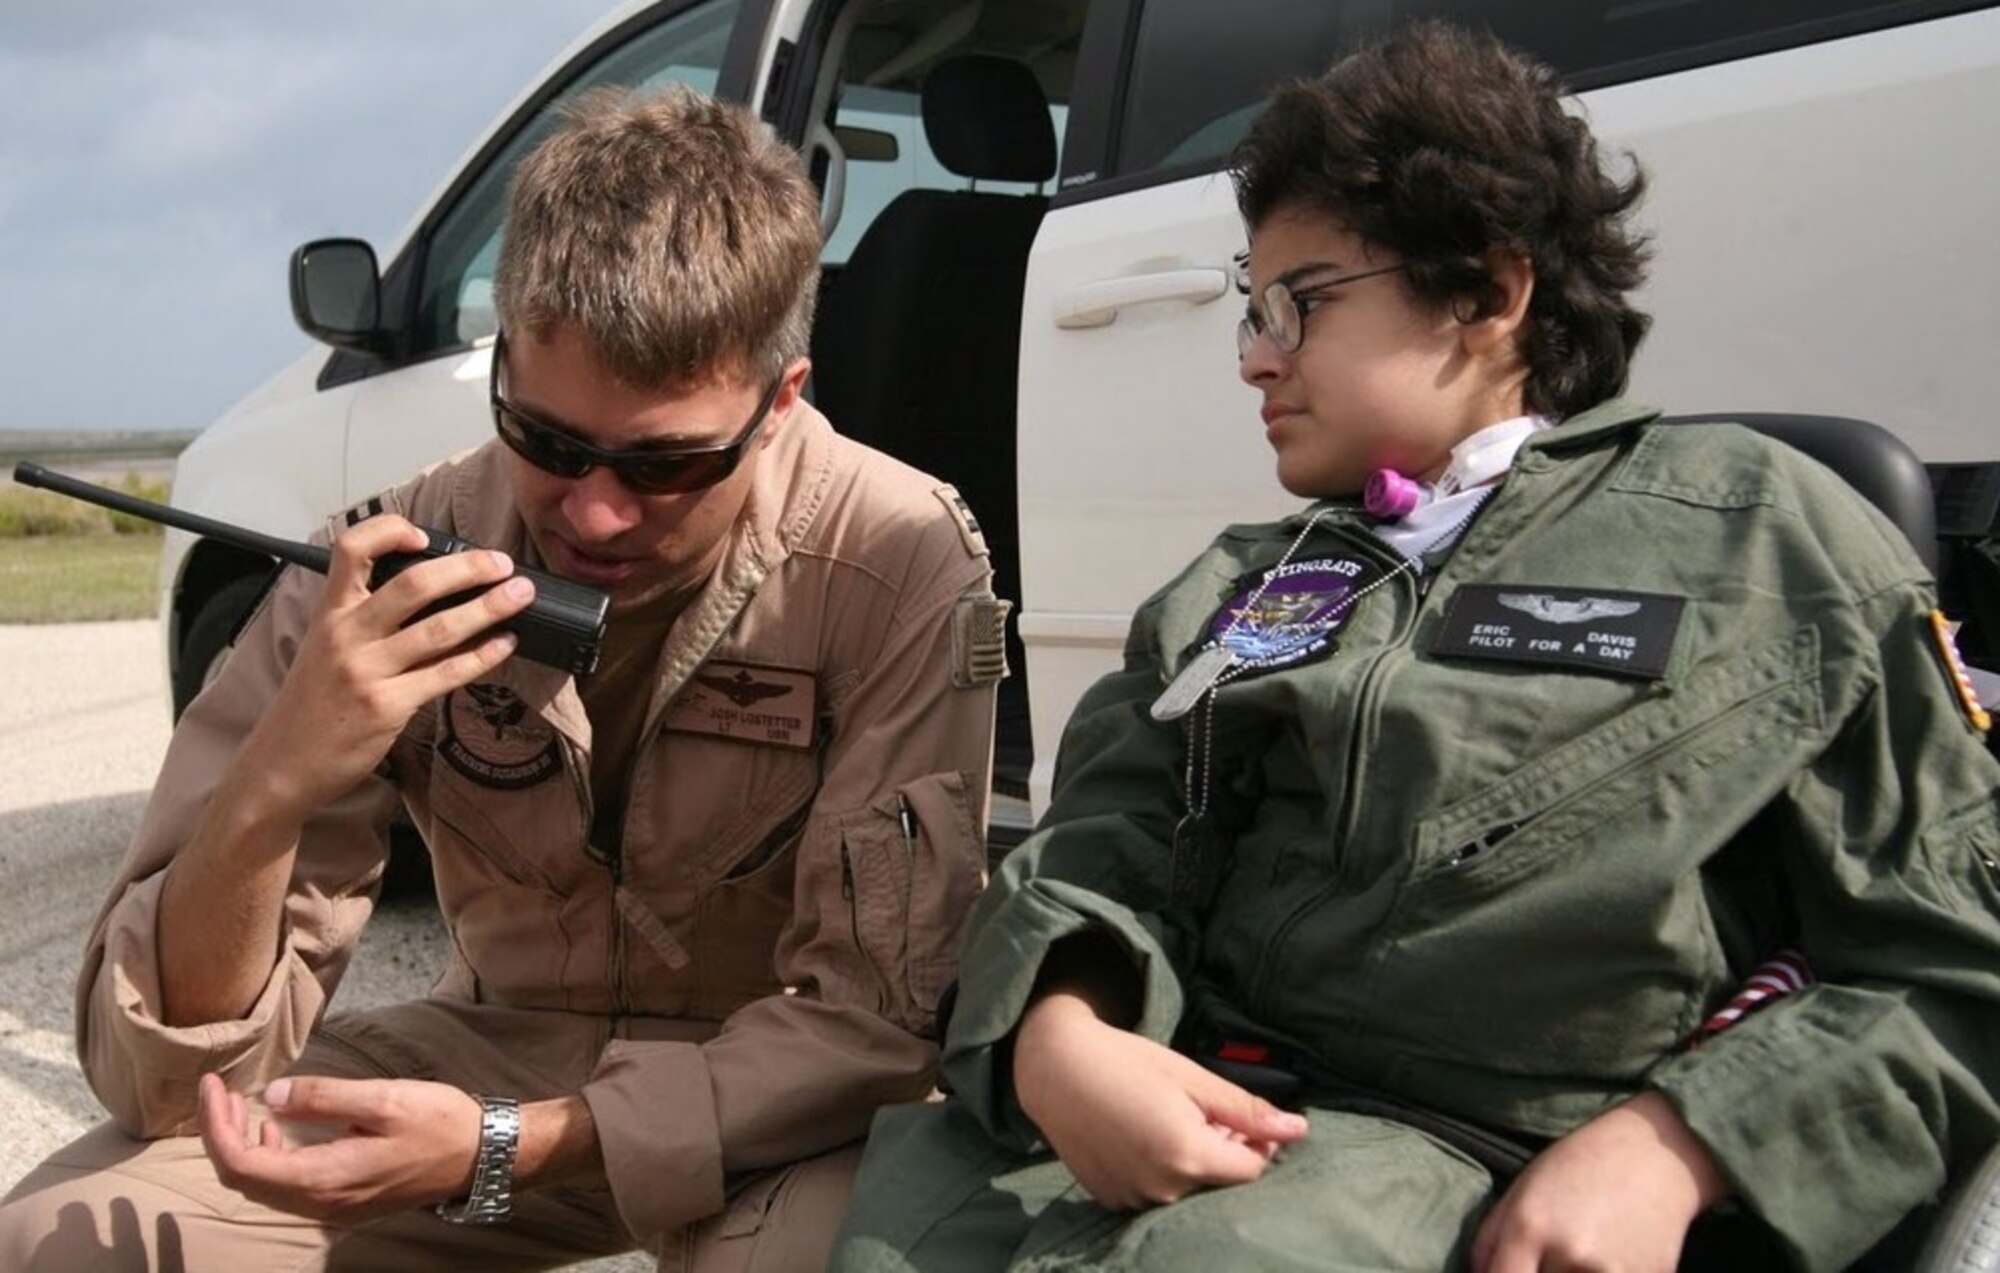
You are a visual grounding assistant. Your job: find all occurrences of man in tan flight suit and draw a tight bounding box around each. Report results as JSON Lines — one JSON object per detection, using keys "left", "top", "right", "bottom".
{"left": 0, "top": 84, "right": 1005, "bottom": 1271}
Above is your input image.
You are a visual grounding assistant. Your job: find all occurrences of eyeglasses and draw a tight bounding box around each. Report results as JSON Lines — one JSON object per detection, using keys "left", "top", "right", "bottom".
{"left": 489, "top": 330, "right": 781, "bottom": 495}
{"left": 1235, "top": 263, "right": 1408, "bottom": 360}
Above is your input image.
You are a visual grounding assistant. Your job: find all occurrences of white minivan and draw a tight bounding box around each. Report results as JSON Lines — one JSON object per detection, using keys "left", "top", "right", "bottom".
{"left": 165, "top": 0, "right": 2000, "bottom": 823}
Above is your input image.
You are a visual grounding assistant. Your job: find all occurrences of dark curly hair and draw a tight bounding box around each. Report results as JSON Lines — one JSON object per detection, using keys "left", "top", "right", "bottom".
{"left": 1232, "top": 22, "right": 1651, "bottom": 420}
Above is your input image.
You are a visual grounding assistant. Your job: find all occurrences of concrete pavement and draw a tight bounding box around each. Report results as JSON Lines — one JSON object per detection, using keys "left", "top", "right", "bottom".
{"left": 0, "top": 620, "right": 646, "bottom": 1269}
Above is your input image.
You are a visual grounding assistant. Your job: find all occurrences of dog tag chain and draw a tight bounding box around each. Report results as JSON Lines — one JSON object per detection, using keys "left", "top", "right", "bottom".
{"left": 1151, "top": 511, "right": 1329, "bottom": 723}
{"left": 1151, "top": 644, "right": 1235, "bottom": 721}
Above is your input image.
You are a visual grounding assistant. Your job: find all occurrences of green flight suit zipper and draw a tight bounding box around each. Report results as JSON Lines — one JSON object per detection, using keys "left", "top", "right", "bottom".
{"left": 1247, "top": 495, "right": 1503, "bottom": 1022}
{"left": 1250, "top": 556, "right": 1422, "bottom": 1021}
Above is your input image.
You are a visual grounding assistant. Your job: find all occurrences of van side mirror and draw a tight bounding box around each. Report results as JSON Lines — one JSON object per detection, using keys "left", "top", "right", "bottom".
{"left": 289, "top": 238, "right": 385, "bottom": 351}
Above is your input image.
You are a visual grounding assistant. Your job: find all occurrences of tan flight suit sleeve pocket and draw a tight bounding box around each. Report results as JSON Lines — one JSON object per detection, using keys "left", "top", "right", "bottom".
{"left": 842, "top": 770, "right": 987, "bottom": 1034}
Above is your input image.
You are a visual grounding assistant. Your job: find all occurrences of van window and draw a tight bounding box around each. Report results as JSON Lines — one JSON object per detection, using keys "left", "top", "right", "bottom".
{"left": 412, "top": 0, "right": 740, "bottom": 357}
{"left": 1113, "top": 0, "right": 1985, "bottom": 184}
{"left": 816, "top": 3, "right": 1082, "bottom": 266}
{"left": 822, "top": 85, "right": 1069, "bottom": 266}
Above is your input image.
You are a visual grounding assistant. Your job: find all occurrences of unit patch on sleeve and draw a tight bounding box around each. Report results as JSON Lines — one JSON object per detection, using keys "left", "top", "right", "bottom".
{"left": 665, "top": 661, "right": 819, "bottom": 749}
{"left": 1431, "top": 585, "right": 1685, "bottom": 680}
{"left": 1928, "top": 609, "right": 1993, "bottom": 733}
{"left": 441, "top": 683, "right": 561, "bottom": 788}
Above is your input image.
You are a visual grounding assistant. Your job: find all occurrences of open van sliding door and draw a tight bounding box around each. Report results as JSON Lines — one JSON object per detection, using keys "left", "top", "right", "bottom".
{"left": 770, "top": 0, "right": 1092, "bottom": 825}
{"left": 1015, "top": 0, "right": 1338, "bottom": 813}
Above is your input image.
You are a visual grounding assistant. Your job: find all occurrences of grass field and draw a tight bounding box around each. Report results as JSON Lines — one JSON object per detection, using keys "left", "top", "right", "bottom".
{"left": 0, "top": 469, "right": 168, "bottom": 622}
{"left": 0, "top": 536, "right": 163, "bottom": 623}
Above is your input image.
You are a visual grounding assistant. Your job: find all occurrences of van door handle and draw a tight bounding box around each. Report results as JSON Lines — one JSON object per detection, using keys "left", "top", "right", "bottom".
{"left": 1052, "top": 268, "right": 1231, "bottom": 329}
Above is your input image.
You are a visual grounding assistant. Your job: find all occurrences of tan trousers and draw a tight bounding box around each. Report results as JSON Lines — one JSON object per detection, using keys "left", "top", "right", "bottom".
{"left": 0, "top": 1000, "right": 860, "bottom": 1272}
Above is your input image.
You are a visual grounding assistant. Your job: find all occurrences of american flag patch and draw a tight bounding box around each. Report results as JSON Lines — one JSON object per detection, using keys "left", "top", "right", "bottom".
{"left": 1929, "top": 609, "right": 1992, "bottom": 734}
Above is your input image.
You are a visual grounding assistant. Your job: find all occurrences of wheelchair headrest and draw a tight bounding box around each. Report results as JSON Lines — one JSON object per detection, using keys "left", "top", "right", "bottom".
{"left": 921, "top": 55, "right": 1057, "bottom": 184}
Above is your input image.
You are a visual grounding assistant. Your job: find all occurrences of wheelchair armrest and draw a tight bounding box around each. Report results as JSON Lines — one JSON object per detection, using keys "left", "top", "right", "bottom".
{"left": 1914, "top": 1143, "right": 2000, "bottom": 1272}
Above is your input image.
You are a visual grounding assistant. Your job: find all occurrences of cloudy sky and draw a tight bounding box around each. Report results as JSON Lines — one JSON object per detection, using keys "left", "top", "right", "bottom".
{"left": 0, "top": 1, "right": 614, "bottom": 433}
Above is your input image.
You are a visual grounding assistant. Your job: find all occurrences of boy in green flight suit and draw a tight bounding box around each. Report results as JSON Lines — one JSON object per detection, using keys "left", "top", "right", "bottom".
{"left": 832, "top": 21, "right": 2000, "bottom": 1272}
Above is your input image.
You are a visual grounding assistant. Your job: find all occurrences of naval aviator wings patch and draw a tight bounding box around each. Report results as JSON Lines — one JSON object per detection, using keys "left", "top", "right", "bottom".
{"left": 1497, "top": 593, "right": 1642, "bottom": 625}
{"left": 1432, "top": 584, "right": 1685, "bottom": 680}
{"left": 664, "top": 660, "right": 819, "bottom": 750}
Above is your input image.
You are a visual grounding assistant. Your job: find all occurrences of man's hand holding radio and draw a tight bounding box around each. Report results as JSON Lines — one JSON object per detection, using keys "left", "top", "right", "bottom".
{"left": 250, "top": 515, "right": 533, "bottom": 821}
{"left": 158, "top": 514, "right": 534, "bottom": 1028}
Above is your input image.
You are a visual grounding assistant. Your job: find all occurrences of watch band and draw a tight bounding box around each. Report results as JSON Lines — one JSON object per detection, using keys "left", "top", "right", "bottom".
{"left": 434, "top": 1095, "right": 521, "bottom": 1225}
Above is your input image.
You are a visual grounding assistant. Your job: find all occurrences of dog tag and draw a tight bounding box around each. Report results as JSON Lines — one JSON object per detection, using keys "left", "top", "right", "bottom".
{"left": 1151, "top": 644, "right": 1234, "bottom": 722}
{"left": 1171, "top": 812, "right": 1226, "bottom": 905}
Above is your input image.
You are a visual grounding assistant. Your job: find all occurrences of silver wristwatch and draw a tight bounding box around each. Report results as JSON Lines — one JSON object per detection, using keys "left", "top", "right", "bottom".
{"left": 435, "top": 1095, "right": 522, "bottom": 1225}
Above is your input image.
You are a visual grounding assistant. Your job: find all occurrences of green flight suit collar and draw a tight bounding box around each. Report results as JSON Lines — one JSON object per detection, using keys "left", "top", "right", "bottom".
{"left": 1273, "top": 399, "right": 1662, "bottom": 533}
{"left": 1525, "top": 397, "right": 1662, "bottom": 453}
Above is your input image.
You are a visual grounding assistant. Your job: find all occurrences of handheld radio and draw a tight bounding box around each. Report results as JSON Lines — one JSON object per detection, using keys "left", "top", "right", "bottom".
{"left": 11, "top": 461, "right": 607, "bottom": 675}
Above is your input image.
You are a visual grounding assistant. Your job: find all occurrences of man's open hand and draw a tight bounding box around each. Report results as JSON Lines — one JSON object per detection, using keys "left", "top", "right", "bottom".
{"left": 198, "top": 1073, "right": 483, "bottom": 1223}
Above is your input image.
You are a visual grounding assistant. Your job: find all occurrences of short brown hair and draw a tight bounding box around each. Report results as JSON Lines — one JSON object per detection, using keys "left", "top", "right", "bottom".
{"left": 495, "top": 84, "right": 821, "bottom": 388}
{"left": 1232, "top": 22, "right": 1651, "bottom": 419}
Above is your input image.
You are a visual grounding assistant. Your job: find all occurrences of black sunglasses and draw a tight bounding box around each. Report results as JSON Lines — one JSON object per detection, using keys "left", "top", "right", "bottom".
{"left": 489, "top": 330, "right": 781, "bottom": 495}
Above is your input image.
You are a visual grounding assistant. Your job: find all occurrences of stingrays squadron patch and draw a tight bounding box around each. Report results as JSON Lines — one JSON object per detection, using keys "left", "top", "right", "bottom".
{"left": 441, "top": 682, "right": 561, "bottom": 788}
{"left": 1209, "top": 555, "right": 1378, "bottom": 674}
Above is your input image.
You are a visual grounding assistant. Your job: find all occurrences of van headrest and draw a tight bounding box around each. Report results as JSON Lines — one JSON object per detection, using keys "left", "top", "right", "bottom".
{"left": 921, "top": 55, "right": 1056, "bottom": 184}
